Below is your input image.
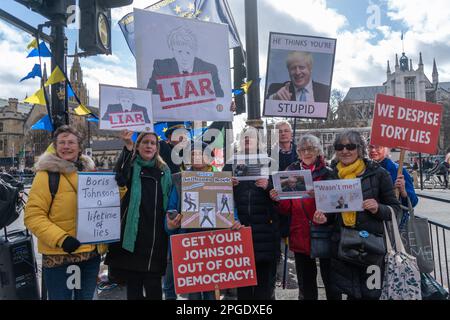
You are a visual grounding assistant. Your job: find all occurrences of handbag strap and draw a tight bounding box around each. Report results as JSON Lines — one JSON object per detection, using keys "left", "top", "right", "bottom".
{"left": 385, "top": 206, "right": 407, "bottom": 254}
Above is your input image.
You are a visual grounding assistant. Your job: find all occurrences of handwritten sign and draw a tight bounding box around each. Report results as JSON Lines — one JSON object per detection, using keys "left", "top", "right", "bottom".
{"left": 371, "top": 94, "right": 443, "bottom": 154}
{"left": 181, "top": 171, "right": 234, "bottom": 229}
{"left": 171, "top": 227, "right": 257, "bottom": 295}
{"left": 314, "top": 179, "right": 363, "bottom": 213}
{"left": 77, "top": 172, "right": 121, "bottom": 244}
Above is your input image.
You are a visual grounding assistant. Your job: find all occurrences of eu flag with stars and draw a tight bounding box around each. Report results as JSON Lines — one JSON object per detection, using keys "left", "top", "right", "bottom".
{"left": 119, "top": 0, "right": 240, "bottom": 57}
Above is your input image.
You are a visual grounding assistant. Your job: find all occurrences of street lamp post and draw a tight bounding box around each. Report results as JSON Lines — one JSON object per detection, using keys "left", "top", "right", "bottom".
{"left": 244, "top": 0, "right": 262, "bottom": 128}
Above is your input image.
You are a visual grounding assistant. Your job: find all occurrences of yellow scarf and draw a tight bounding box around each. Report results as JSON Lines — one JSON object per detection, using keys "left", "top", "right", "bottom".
{"left": 337, "top": 159, "right": 366, "bottom": 227}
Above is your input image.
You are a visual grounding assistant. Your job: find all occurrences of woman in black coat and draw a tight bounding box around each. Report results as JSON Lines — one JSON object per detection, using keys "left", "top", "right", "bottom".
{"left": 225, "top": 128, "right": 279, "bottom": 300}
{"left": 105, "top": 130, "right": 172, "bottom": 300}
{"left": 313, "top": 130, "right": 401, "bottom": 300}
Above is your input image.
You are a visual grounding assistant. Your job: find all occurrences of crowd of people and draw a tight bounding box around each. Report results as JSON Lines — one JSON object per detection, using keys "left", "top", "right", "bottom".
{"left": 22, "top": 118, "right": 427, "bottom": 301}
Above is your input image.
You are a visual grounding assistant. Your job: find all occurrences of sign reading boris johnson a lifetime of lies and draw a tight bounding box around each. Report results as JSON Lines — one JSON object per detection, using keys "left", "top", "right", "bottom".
{"left": 99, "top": 84, "right": 154, "bottom": 132}
{"left": 263, "top": 32, "right": 337, "bottom": 119}
{"left": 134, "top": 9, "right": 232, "bottom": 122}
{"left": 171, "top": 227, "right": 257, "bottom": 295}
{"left": 370, "top": 94, "right": 443, "bottom": 154}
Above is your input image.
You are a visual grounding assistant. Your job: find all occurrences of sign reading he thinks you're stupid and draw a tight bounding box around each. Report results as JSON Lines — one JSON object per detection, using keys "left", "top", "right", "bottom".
{"left": 263, "top": 33, "right": 336, "bottom": 119}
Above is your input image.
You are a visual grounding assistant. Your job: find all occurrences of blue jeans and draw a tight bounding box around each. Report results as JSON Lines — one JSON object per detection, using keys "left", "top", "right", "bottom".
{"left": 43, "top": 255, "right": 100, "bottom": 300}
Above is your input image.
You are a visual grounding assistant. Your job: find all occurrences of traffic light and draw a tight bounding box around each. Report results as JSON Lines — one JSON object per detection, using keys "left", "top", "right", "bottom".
{"left": 15, "top": 0, "right": 75, "bottom": 20}
{"left": 233, "top": 47, "right": 247, "bottom": 115}
{"left": 79, "top": 0, "right": 132, "bottom": 56}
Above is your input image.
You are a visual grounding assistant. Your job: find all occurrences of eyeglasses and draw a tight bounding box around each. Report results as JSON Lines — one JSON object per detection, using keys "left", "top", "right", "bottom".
{"left": 298, "top": 146, "right": 316, "bottom": 153}
{"left": 334, "top": 143, "right": 358, "bottom": 151}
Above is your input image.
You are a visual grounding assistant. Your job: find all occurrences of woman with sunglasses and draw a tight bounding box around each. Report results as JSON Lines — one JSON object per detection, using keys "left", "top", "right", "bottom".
{"left": 313, "top": 130, "right": 401, "bottom": 300}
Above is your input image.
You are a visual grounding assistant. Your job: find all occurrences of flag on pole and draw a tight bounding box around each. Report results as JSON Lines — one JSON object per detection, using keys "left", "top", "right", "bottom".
{"left": 27, "top": 42, "right": 52, "bottom": 58}
{"left": 23, "top": 88, "right": 46, "bottom": 105}
{"left": 20, "top": 64, "right": 42, "bottom": 82}
{"left": 118, "top": 0, "right": 241, "bottom": 57}
{"left": 45, "top": 66, "right": 66, "bottom": 86}
{"left": 31, "top": 114, "right": 53, "bottom": 131}
{"left": 241, "top": 80, "right": 253, "bottom": 94}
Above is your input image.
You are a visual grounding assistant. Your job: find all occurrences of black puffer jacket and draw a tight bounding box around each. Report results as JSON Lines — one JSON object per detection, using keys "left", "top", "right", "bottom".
{"left": 327, "top": 159, "right": 401, "bottom": 299}
{"left": 233, "top": 180, "right": 279, "bottom": 263}
{"left": 105, "top": 148, "right": 168, "bottom": 275}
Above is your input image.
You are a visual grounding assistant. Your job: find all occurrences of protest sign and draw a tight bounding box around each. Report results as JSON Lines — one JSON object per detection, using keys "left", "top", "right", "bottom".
{"left": 371, "top": 94, "right": 443, "bottom": 154}
{"left": 181, "top": 171, "right": 234, "bottom": 229}
{"left": 273, "top": 170, "right": 313, "bottom": 200}
{"left": 99, "top": 84, "right": 153, "bottom": 132}
{"left": 134, "top": 9, "right": 232, "bottom": 121}
{"left": 171, "top": 227, "right": 257, "bottom": 295}
{"left": 228, "top": 154, "right": 271, "bottom": 181}
{"left": 263, "top": 33, "right": 336, "bottom": 119}
{"left": 314, "top": 179, "right": 363, "bottom": 213}
{"left": 77, "top": 172, "right": 121, "bottom": 244}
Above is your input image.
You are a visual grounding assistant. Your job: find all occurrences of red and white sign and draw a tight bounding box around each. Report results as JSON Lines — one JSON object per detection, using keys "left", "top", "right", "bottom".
{"left": 371, "top": 94, "right": 443, "bottom": 154}
{"left": 156, "top": 72, "right": 216, "bottom": 110}
{"left": 109, "top": 111, "right": 145, "bottom": 129}
{"left": 171, "top": 227, "right": 257, "bottom": 295}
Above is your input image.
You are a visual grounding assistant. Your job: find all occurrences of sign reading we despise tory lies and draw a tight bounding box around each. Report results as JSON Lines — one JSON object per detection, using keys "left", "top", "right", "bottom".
{"left": 371, "top": 94, "right": 443, "bottom": 154}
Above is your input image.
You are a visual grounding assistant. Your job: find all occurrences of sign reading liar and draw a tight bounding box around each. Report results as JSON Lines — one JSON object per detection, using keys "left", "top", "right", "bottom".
{"left": 77, "top": 172, "right": 121, "bottom": 244}
{"left": 156, "top": 72, "right": 216, "bottom": 110}
{"left": 109, "top": 111, "right": 145, "bottom": 129}
{"left": 371, "top": 94, "right": 443, "bottom": 154}
{"left": 171, "top": 227, "right": 257, "bottom": 295}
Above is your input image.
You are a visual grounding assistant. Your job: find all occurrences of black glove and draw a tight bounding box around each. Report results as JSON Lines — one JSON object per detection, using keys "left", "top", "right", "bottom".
{"left": 62, "top": 236, "right": 81, "bottom": 254}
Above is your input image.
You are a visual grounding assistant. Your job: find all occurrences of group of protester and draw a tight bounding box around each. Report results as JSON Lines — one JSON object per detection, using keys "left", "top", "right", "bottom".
{"left": 24, "top": 116, "right": 420, "bottom": 300}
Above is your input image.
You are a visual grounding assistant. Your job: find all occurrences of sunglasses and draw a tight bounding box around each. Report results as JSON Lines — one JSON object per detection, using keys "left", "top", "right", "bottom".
{"left": 334, "top": 143, "right": 358, "bottom": 151}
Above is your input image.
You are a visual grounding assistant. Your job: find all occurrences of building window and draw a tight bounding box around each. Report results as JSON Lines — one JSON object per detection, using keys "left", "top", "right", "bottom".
{"left": 0, "top": 122, "right": 3, "bottom": 132}
{"left": 0, "top": 140, "right": 2, "bottom": 151}
{"left": 405, "top": 77, "right": 416, "bottom": 100}
{"left": 391, "top": 80, "right": 396, "bottom": 96}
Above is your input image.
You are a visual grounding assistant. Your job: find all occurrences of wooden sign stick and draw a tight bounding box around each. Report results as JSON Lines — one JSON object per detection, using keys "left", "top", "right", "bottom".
{"left": 395, "top": 149, "right": 406, "bottom": 199}
{"left": 215, "top": 284, "right": 221, "bottom": 300}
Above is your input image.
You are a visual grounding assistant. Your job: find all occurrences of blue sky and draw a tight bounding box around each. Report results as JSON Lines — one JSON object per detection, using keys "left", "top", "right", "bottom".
{"left": 1, "top": 0, "right": 450, "bottom": 112}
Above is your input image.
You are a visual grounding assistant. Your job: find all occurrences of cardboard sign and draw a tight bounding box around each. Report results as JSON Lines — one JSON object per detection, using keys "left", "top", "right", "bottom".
{"left": 181, "top": 171, "right": 234, "bottom": 229}
{"left": 263, "top": 33, "right": 336, "bottom": 119}
{"left": 314, "top": 179, "right": 363, "bottom": 213}
{"left": 77, "top": 172, "right": 121, "bottom": 244}
{"left": 134, "top": 9, "right": 232, "bottom": 121}
{"left": 273, "top": 170, "right": 313, "bottom": 200}
{"left": 371, "top": 94, "right": 443, "bottom": 154}
{"left": 99, "top": 84, "right": 154, "bottom": 132}
{"left": 171, "top": 227, "right": 257, "bottom": 295}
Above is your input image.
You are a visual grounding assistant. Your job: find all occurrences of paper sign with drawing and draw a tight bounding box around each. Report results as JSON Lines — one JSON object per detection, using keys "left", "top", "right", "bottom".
{"left": 313, "top": 179, "right": 363, "bottom": 213}
{"left": 181, "top": 171, "right": 235, "bottom": 228}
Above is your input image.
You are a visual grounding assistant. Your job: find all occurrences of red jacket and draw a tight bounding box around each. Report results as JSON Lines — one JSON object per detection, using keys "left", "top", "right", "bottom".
{"left": 276, "top": 158, "right": 331, "bottom": 255}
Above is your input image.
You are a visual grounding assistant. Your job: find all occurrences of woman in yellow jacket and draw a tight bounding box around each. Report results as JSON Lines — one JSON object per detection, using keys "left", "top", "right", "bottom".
{"left": 25, "top": 125, "right": 104, "bottom": 300}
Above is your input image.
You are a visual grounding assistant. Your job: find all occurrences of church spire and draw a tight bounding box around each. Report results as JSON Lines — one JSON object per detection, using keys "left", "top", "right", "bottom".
{"left": 387, "top": 60, "right": 391, "bottom": 74}
{"left": 432, "top": 59, "right": 439, "bottom": 84}
{"left": 395, "top": 54, "right": 399, "bottom": 71}
{"left": 410, "top": 59, "right": 413, "bottom": 71}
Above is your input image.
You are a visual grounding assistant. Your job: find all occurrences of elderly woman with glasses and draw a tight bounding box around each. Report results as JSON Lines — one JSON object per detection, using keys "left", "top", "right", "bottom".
{"left": 270, "top": 134, "right": 338, "bottom": 300}
{"left": 312, "top": 130, "right": 401, "bottom": 300}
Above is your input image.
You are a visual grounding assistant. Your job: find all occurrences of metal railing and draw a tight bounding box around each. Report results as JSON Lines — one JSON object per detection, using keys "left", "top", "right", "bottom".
{"left": 426, "top": 217, "right": 450, "bottom": 290}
